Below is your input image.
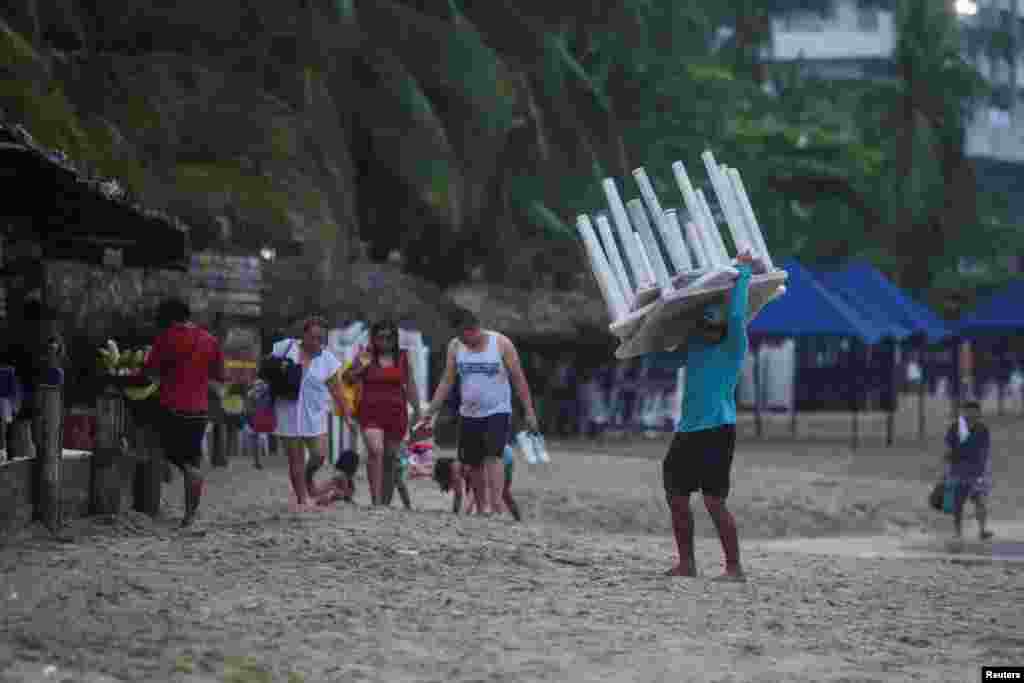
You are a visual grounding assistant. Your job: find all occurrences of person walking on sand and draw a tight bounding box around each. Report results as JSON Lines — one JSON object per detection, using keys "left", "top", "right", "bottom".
{"left": 271, "top": 316, "right": 349, "bottom": 512}
{"left": 416, "top": 308, "right": 538, "bottom": 516}
{"left": 344, "top": 320, "right": 421, "bottom": 506}
{"left": 144, "top": 298, "right": 225, "bottom": 527}
{"left": 648, "top": 251, "right": 756, "bottom": 581}
{"left": 944, "top": 400, "right": 994, "bottom": 541}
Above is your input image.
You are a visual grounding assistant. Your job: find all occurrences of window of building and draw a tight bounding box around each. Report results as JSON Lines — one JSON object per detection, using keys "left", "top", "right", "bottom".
{"left": 782, "top": 11, "right": 826, "bottom": 32}
{"left": 857, "top": 8, "right": 879, "bottom": 32}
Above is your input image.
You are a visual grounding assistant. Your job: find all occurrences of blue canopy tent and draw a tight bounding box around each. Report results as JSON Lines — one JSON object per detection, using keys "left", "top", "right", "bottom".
{"left": 956, "top": 280, "right": 1024, "bottom": 337}
{"left": 748, "top": 259, "right": 902, "bottom": 447}
{"left": 751, "top": 260, "right": 892, "bottom": 343}
{"left": 956, "top": 280, "right": 1024, "bottom": 415}
{"left": 818, "top": 261, "right": 957, "bottom": 441}
{"left": 823, "top": 263, "right": 952, "bottom": 344}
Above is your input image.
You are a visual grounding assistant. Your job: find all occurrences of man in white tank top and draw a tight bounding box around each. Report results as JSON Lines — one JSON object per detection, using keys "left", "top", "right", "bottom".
{"left": 419, "top": 308, "right": 538, "bottom": 516}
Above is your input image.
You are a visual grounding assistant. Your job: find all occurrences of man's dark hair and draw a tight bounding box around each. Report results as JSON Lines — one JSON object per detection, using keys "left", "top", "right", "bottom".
{"left": 451, "top": 307, "right": 479, "bottom": 331}
{"left": 433, "top": 456, "right": 456, "bottom": 493}
{"left": 156, "top": 297, "right": 191, "bottom": 328}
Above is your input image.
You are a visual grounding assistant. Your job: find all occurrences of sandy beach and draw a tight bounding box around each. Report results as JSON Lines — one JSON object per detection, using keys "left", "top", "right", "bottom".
{"left": 2, "top": 417, "right": 1022, "bottom": 683}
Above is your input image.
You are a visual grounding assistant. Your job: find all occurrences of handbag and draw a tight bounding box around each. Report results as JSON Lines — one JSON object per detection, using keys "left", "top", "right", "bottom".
{"left": 259, "top": 341, "right": 302, "bottom": 401}
{"left": 337, "top": 350, "right": 362, "bottom": 416}
{"left": 928, "top": 481, "right": 944, "bottom": 511}
{"left": 942, "top": 479, "right": 959, "bottom": 514}
{"left": 250, "top": 405, "right": 276, "bottom": 434}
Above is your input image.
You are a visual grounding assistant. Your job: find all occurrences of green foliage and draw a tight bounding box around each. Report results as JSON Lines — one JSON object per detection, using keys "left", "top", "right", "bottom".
{"left": 355, "top": 47, "right": 462, "bottom": 226}
{"left": 173, "top": 162, "right": 293, "bottom": 227}
{"left": 0, "top": 19, "right": 40, "bottom": 70}
{"left": 0, "top": 80, "right": 89, "bottom": 156}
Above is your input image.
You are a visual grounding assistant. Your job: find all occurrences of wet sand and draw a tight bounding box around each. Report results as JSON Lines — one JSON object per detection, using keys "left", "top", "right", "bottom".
{"left": 2, "top": 423, "right": 1022, "bottom": 682}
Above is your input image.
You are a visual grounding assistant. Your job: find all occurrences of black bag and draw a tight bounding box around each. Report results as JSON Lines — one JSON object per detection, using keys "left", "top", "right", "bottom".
{"left": 928, "top": 481, "right": 944, "bottom": 511}
{"left": 258, "top": 341, "right": 302, "bottom": 401}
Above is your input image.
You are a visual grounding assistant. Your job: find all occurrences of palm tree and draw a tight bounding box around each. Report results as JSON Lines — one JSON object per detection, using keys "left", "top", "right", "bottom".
{"left": 333, "top": 0, "right": 636, "bottom": 287}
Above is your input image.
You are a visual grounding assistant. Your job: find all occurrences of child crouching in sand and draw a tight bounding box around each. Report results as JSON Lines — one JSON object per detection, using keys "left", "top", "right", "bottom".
{"left": 311, "top": 449, "right": 359, "bottom": 506}
{"left": 433, "top": 448, "right": 520, "bottom": 520}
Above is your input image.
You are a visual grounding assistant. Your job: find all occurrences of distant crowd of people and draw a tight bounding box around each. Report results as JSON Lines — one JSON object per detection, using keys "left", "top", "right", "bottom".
{"left": 139, "top": 300, "right": 538, "bottom": 527}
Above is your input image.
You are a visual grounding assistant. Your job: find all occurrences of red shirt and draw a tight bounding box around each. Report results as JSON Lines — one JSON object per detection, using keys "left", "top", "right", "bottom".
{"left": 145, "top": 323, "right": 224, "bottom": 413}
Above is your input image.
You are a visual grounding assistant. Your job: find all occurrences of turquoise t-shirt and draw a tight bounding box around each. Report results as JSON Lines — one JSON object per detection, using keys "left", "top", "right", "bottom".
{"left": 648, "top": 265, "right": 751, "bottom": 433}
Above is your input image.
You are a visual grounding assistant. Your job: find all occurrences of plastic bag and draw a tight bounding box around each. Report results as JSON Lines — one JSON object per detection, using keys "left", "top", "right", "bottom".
{"left": 515, "top": 431, "right": 537, "bottom": 464}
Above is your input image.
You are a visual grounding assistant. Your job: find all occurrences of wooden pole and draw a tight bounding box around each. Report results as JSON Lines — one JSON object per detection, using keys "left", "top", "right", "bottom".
{"left": 918, "top": 348, "right": 927, "bottom": 442}
{"left": 133, "top": 418, "right": 163, "bottom": 517}
{"left": 34, "top": 379, "right": 63, "bottom": 532}
{"left": 211, "top": 422, "right": 229, "bottom": 468}
{"left": 886, "top": 341, "right": 895, "bottom": 447}
{"left": 850, "top": 341, "right": 860, "bottom": 451}
{"left": 92, "top": 388, "right": 124, "bottom": 515}
{"left": 753, "top": 340, "right": 763, "bottom": 438}
{"left": 790, "top": 339, "right": 799, "bottom": 438}
{"left": 997, "top": 339, "right": 1007, "bottom": 416}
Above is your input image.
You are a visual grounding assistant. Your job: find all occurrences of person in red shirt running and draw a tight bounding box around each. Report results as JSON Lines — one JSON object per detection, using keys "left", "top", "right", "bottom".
{"left": 145, "top": 298, "right": 225, "bottom": 527}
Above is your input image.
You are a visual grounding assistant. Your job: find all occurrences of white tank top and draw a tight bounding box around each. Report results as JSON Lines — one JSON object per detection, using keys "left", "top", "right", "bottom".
{"left": 456, "top": 332, "right": 512, "bottom": 418}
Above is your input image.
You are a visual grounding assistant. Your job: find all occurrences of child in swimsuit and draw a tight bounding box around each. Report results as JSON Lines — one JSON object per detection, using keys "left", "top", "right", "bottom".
{"left": 433, "top": 451, "right": 519, "bottom": 520}
{"left": 312, "top": 449, "right": 359, "bottom": 505}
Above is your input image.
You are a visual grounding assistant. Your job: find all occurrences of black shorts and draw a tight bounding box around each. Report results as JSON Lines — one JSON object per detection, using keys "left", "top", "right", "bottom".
{"left": 160, "top": 409, "right": 208, "bottom": 471}
{"left": 663, "top": 424, "right": 737, "bottom": 499}
{"left": 457, "top": 413, "right": 510, "bottom": 467}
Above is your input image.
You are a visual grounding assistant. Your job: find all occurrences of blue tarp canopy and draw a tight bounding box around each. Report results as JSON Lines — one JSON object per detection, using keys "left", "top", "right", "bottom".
{"left": 749, "top": 259, "right": 891, "bottom": 344}
{"left": 956, "top": 280, "right": 1024, "bottom": 337}
{"left": 817, "top": 261, "right": 952, "bottom": 344}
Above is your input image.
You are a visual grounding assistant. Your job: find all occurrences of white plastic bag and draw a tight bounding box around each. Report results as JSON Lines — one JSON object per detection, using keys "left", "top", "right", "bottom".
{"left": 515, "top": 430, "right": 537, "bottom": 464}
{"left": 531, "top": 432, "right": 550, "bottom": 464}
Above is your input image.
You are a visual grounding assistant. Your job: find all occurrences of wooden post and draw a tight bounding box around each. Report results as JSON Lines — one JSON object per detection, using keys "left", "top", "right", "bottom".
{"left": 886, "top": 341, "right": 896, "bottom": 447}
{"left": 92, "top": 388, "right": 125, "bottom": 515}
{"left": 850, "top": 341, "right": 860, "bottom": 451}
{"left": 211, "top": 422, "right": 229, "bottom": 468}
{"left": 34, "top": 378, "right": 63, "bottom": 531}
{"left": 753, "top": 341, "right": 763, "bottom": 438}
{"left": 997, "top": 339, "right": 1007, "bottom": 416}
{"left": 790, "top": 339, "right": 799, "bottom": 438}
{"left": 132, "top": 420, "right": 164, "bottom": 517}
{"left": 918, "top": 349, "right": 927, "bottom": 442}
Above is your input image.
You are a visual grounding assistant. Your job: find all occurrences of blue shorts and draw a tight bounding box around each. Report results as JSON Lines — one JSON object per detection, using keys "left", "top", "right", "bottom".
{"left": 457, "top": 413, "right": 511, "bottom": 467}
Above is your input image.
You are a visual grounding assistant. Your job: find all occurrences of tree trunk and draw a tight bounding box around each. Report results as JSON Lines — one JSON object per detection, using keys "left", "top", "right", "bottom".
{"left": 1012, "top": 0, "right": 1020, "bottom": 117}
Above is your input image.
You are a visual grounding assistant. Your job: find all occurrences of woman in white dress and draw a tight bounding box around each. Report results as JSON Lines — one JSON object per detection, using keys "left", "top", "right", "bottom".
{"left": 271, "top": 316, "right": 348, "bottom": 511}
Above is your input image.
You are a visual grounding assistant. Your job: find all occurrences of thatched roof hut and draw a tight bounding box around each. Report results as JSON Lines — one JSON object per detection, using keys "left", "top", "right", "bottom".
{"left": 263, "top": 259, "right": 459, "bottom": 346}
{"left": 445, "top": 282, "right": 613, "bottom": 349}
{"left": 0, "top": 120, "right": 190, "bottom": 270}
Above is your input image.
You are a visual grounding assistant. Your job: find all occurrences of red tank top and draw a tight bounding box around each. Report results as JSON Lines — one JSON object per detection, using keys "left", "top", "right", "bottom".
{"left": 360, "top": 352, "right": 407, "bottom": 407}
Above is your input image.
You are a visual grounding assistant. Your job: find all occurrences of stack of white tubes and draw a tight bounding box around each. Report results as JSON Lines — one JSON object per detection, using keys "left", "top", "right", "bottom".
{"left": 574, "top": 150, "right": 785, "bottom": 339}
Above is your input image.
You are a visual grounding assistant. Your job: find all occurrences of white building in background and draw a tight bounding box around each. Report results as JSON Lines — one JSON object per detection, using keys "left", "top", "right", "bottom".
{"left": 765, "top": 0, "right": 1024, "bottom": 164}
